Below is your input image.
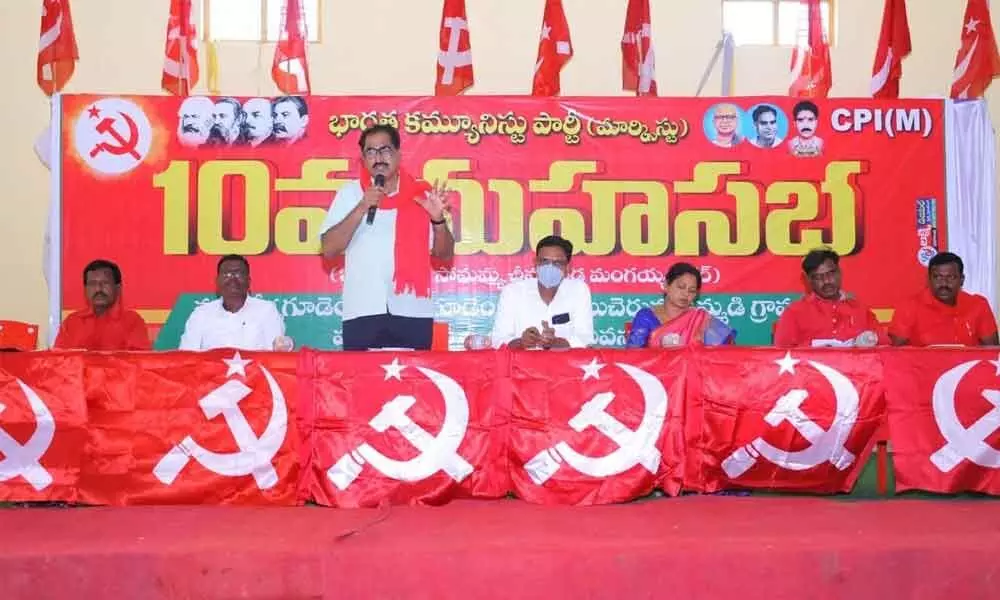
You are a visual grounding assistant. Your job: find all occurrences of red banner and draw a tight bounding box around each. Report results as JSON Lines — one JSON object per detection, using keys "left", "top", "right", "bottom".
{"left": 509, "top": 350, "right": 685, "bottom": 504}
{"left": 690, "top": 348, "right": 885, "bottom": 493}
{"left": 77, "top": 351, "right": 300, "bottom": 505}
{"left": 0, "top": 353, "right": 86, "bottom": 502}
{"left": 59, "top": 94, "right": 947, "bottom": 336}
{"left": 6, "top": 349, "right": 1000, "bottom": 505}
{"left": 299, "top": 349, "right": 509, "bottom": 507}
{"left": 883, "top": 348, "right": 1000, "bottom": 495}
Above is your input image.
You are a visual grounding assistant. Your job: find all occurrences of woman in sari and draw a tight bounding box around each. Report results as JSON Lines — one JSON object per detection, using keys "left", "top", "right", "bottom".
{"left": 626, "top": 262, "right": 736, "bottom": 348}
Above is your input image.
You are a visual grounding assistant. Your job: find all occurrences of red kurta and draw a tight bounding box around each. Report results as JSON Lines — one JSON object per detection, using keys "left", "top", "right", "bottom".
{"left": 773, "top": 293, "right": 887, "bottom": 347}
{"left": 889, "top": 289, "right": 998, "bottom": 346}
{"left": 53, "top": 302, "right": 151, "bottom": 351}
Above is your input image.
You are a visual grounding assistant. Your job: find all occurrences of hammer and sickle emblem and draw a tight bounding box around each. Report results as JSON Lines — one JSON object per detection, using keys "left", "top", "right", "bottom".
{"left": 90, "top": 113, "right": 141, "bottom": 160}
{"left": 929, "top": 360, "right": 1000, "bottom": 472}
{"left": 153, "top": 366, "right": 288, "bottom": 490}
{"left": 722, "top": 359, "right": 859, "bottom": 478}
{"left": 0, "top": 379, "right": 56, "bottom": 491}
{"left": 327, "top": 366, "right": 473, "bottom": 490}
{"left": 524, "top": 363, "right": 668, "bottom": 484}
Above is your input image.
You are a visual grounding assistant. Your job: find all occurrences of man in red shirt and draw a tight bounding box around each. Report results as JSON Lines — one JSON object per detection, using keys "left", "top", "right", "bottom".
{"left": 773, "top": 248, "right": 886, "bottom": 347}
{"left": 54, "top": 259, "right": 151, "bottom": 351}
{"left": 889, "top": 252, "right": 999, "bottom": 347}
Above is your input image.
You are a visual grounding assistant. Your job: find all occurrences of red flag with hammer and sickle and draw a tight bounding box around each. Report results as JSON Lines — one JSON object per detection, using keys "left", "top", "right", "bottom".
{"left": 272, "top": 0, "right": 312, "bottom": 95}
{"left": 162, "top": 0, "right": 200, "bottom": 96}
{"left": 690, "top": 349, "right": 884, "bottom": 493}
{"left": 621, "top": 0, "right": 657, "bottom": 96}
{"left": 37, "top": 0, "right": 79, "bottom": 96}
{"left": 882, "top": 349, "right": 1000, "bottom": 495}
{"left": 531, "top": 0, "right": 573, "bottom": 96}
{"left": 870, "top": 0, "right": 911, "bottom": 99}
{"left": 950, "top": 0, "right": 1000, "bottom": 99}
{"left": 789, "top": 0, "right": 832, "bottom": 98}
{"left": 435, "top": 0, "right": 475, "bottom": 95}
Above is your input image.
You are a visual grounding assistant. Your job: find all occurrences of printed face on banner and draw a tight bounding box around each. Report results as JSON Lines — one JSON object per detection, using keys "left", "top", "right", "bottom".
{"left": 59, "top": 95, "right": 947, "bottom": 349}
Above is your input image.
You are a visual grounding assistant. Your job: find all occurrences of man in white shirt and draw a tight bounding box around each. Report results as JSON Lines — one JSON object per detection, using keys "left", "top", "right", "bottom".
{"left": 491, "top": 235, "right": 595, "bottom": 349}
{"left": 319, "top": 124, "right": 454, "bottom": 351}
{"left": 178, "top": 255, "right": 288, "bottom": 351}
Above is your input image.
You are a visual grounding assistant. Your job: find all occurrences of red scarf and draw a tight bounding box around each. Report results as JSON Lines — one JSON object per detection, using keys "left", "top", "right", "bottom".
{"left": 360, "top": 170, "right": 433, "bottom": 298}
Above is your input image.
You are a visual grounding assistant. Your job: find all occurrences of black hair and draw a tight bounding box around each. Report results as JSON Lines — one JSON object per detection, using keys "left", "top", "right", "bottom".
{"left": 793, "top": 100, "right": 819, "bottom": 119}
{"left": 83, "top": 259, "right": 122, "bottom": 285}
{"left": 359, "top": 124, "right": 401, "bottom": 150}
{"left": 273, "top": 95, "right": 308, "bottom": 117}
{"left": 665, "top": 262, "right": 702, "bottom": 290}
{"left": 752, "top": 104, "right": 778, "bottom": 123}
{"left": 217, "top": 254, "right": 250, "bottom": 275}
{"left": 801, "top": 248, "right": 839, "bottom": 275}
{"left": 535, "top": 235, "right": 573, "bottom": 261}
{"left": 928, "top": 252, "right": 964, "bottom": 276}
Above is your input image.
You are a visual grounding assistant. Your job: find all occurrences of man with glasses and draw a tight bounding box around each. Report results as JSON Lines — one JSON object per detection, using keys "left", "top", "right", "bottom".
{"left": 54, "top": 259, "right": 150, "bottom": 350}
{"left": 319, "top": 124, "right": 454, "bottom": 351}
{"left": 773, "top": 248, "right": 886, "bottom": 347}
{"left": 490, "top": 235, "right": 594, "bottom": 349}
{"left": 889, "top": 252, "right": 998, "bottom": 346}
{"left": 178, "top": 255, "right": 289, "bottom": 351}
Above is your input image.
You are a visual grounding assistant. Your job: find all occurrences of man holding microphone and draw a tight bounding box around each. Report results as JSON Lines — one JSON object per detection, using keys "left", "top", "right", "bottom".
{"left": 319, "top": 124, "right": 454, "bottom": 351}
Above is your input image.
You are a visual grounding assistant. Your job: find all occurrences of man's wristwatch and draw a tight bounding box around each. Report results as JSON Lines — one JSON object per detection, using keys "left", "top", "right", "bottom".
{"left": 430, "top": 216, "right": 447, "bottom": 225}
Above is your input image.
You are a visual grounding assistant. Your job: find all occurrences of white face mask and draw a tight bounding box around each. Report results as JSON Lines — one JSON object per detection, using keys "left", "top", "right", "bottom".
{"left": 537, "top": 263, "right": 565, "bottom": 289}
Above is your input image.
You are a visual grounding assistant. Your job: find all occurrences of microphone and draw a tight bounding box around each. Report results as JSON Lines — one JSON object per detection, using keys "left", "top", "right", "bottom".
{"left": 367, "top": 174, "right": 385, "bottom": 225}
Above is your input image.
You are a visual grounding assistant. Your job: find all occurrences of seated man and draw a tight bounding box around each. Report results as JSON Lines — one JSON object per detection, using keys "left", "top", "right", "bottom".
{"left": 491, "top": 235, "right": 594, "bottom": 349}
{"left": 773, "top": 248, "right": 886, "bottom": 347}
{"left": 179, "top": 255, "right": 289, "bottom": 351}
{"left": 889, "top": 252, "right": 999, "bottom": 346}
{"left": 54, "top": 259, "right": 150, "bottom": 351}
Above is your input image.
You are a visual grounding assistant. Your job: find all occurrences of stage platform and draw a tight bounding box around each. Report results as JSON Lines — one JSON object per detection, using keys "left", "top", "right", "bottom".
{"left": 2, "top": 497, "right": 999, "bottom": 599}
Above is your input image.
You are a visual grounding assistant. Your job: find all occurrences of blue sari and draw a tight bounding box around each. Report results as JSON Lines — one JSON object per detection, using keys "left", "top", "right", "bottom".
{"left": 626, "top": 307, "right": 736, "bottom": 348}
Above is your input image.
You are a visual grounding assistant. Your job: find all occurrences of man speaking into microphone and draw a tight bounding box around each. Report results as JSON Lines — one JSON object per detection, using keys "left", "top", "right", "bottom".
{"left": 319, "top": 124, "right": 454, "bottom": 351}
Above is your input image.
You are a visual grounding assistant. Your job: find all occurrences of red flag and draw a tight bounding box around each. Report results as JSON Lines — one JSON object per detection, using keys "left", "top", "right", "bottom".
{"left": 883, "top": 349, "right": 1000, "bottom": 495}
{"left": 161, "top": 0, "right": 199, "bottom": 97}
{"left": 531, "top": 0, "right": 573, "bottom": 96}
{"left": 0, "top": 353, "right": 87, "bottom": 503}
{"left": 36, "top": 0, "right": 78, "bottom": 96}
{"left": 870, "top": 0, "right": 911, "bottom": 98}
{"left": 300, "top": 349, "right": 507, "bottom": 507}
{"left": 509, "top": 350, "right": 685, "bottom": 504}
{"left": 789, "top": 0, "right": 832, "bottom": 98}
{"left": 435, "top": 0, "right": 474, "bottom": 95}
{"left": 272, "top": 0, "right": 312, "bottom": 95}
{"left": 951, "top": 0, "right": 1000, "bottom": 99}
{"left": 691, "top": 349, "right": 884, "bottom": 494}
{"left": 78, "top": 351, "right": 301, "bottom": 506}
{"left": 621, "top": 0, "right": 657, "bottom": 96}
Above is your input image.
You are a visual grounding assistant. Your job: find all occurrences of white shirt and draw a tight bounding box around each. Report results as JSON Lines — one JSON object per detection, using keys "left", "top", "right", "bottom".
{"left": 319, "top": 180, "right": 435, "bottom": 321}
{"left": 178, "top": 296, "right": 286, "bottom": 351}
{"left": 491, "top": 278, "right": 595, "bottom": 348}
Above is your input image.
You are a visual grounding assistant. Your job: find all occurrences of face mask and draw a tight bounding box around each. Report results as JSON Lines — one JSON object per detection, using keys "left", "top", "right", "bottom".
{"left": 537, "top": 263, "right": 565, "bottom": 289}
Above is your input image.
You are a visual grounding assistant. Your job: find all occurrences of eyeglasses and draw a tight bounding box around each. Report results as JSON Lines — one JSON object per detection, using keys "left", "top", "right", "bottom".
{"left": 808, "top": 268, "right": 839, "bottom": 282}
{"left": 219, "top": 271, "right": 248, "bottom": 280}
{"left": 363, "top": 145, "right": 395, "bottom": 159}
{"left": 537, "top": 259, "right": 568, "bottom": 268}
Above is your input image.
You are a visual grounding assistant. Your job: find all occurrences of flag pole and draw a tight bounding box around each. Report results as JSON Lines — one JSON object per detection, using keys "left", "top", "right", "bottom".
{"left": 695, "top": 30, "right": 735, "bottom": 97}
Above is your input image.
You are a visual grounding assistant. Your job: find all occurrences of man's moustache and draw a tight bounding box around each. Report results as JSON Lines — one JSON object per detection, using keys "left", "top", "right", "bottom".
{"left": 182, "top": 124, "right": 199, "bottom": 133}
{"left": 373, "top": 162, "right": 388, "bottom": 169}
{"left": 802, "top": 128, "right": 814, "bottom": 133}
{"left": 273, "top": 124, "right": 287, "bottom": 133}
